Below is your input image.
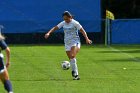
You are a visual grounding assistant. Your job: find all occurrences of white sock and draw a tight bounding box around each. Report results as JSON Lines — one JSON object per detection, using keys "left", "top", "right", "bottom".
{"left": 70, "top": 58, "right": 78, "bottom": 76}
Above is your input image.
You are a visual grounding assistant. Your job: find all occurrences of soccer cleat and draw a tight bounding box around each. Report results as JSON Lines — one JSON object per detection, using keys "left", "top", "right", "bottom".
{"left": 73, "top": 75, "right": 80, "bottom": 80}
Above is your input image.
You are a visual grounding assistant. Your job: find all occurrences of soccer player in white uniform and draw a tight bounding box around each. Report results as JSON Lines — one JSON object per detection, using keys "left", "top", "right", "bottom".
{"left": 45, "top": 11, "right": 92, "bottom": 80}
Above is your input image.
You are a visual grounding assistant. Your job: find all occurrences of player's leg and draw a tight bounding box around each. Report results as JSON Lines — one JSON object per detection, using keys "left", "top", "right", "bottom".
{"left": 66, "top": 51, "right": 71, "bottom": 59}
{"left": 0, "top": 70, "right": 13, "bottom": 93}
{"left": 0, "top": 57, "right": 13, "bottom": 93}
{"left": 70, "top": 46, "right": 80, "bottom": 80}
{"left": 66, "top": 43, "right": 80, "bottom": 59}
{"left": 66, "top": 43, "right": 80, "bottom": 80}
{"left": 65, "top": 44, "right": 73, "bottom": 59}
{"left": 70, "top": 46, "right": 80, "bottom": 58}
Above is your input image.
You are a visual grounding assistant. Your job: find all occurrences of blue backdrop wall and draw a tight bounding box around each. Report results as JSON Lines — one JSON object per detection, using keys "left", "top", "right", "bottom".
{"left": 112, "top": 19, "right": 140, "bottom": 44}
{"left": 0, "top": 0, "right": 101, "bottom": 33}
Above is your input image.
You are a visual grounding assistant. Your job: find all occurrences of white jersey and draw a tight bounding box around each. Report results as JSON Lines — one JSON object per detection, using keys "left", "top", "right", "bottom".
{"left": 57, "top": 19, "right": 82, "bottom": 44}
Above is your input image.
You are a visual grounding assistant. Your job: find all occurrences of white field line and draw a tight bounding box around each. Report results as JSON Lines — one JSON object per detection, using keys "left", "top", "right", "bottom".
{"left": 109, "top": 46, "right": 140, "bottom": 62}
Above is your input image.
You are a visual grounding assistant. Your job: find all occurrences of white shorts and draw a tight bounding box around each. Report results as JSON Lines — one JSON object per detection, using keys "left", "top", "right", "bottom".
{"left": 65, "top": 42, "right": 81, "bottom": 51}
{"left": 0, "top": 66, "right": 6, "bottom": 74}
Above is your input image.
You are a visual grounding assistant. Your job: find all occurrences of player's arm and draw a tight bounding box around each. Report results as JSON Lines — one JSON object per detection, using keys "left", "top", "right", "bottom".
{"left": 80, "top": 28, "right": 92, "bottom": 44}
{"left": 45, "top": 21, "right": 64, "bottom": 39}
{"left": 5, "top": 47, "right": 10, "bottom": 68}
{"left": 75, "top": 21, "right": 92, "bottom": 44}
{"left": 45, "top": 26, "right": 59, "bottom": 39}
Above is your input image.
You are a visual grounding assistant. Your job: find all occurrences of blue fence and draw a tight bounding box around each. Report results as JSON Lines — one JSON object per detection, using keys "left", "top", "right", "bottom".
{"left": 112, "top": 19, "right": 140, "bottom": 44}
{"left": 0, "top": 0, "right": 101, "bottom": 33}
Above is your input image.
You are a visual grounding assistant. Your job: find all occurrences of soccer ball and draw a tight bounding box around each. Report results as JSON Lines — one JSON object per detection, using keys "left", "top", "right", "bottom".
{"left": 61, "top": 61, "right": 70, "bottom": 70}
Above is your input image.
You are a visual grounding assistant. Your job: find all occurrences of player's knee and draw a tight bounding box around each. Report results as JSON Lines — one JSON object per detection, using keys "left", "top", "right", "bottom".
{"left": 3, "top": 71, "right": 9, "bottom": 81}
{"left": 5, "top": 76, "right": 9, "bottom": 81}
{"left": 1, "top": 77, "right": 9, "bottom": 84}
{"left": 70, "top": 54, "right": 75, "bottom": 59}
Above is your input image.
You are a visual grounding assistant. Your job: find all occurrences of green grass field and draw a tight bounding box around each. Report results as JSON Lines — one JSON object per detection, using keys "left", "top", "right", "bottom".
{"left": 0, "top": 44, "right": 140, "bottom": 93}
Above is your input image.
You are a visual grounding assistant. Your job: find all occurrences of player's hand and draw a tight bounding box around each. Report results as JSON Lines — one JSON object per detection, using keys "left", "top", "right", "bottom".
{"left": 44, "top": 33, "right": 50, "bottom": 39}
{"left": 86, "top": 39, "right": 92, "bottom": 44}
{"left": 6, "top": 62, "right": 10, "bottom": 68}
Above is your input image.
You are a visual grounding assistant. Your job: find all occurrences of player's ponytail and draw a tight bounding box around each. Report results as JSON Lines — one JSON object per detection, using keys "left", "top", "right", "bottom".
{"left": 62, "top": 11, "right": 73, "bottom": 18}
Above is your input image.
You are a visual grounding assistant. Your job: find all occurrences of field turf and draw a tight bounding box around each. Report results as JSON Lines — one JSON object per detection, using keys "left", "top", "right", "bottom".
{"left": 0, "top": 45, "right": 140, "bottom": 93}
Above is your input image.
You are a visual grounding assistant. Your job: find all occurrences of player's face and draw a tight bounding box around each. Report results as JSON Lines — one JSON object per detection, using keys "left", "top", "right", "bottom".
{"left": 63, "top": 16, "right": 72, "bottom": 23}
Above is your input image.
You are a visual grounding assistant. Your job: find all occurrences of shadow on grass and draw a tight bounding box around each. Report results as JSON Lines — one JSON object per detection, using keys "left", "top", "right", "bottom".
{"left": 100, "top": 57, "right": 140, "bottom": 62}
{"left": 12, "top": 78, "right": 72, "bottom": 82}
{"left": 111, "top": 45, "right": 140, "bottom": 48}
{"left": 98, "top": 50, "right": 140, "bottom": 54}
{"left": 9, "top": 44, "right": 64, "bottom": 47}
